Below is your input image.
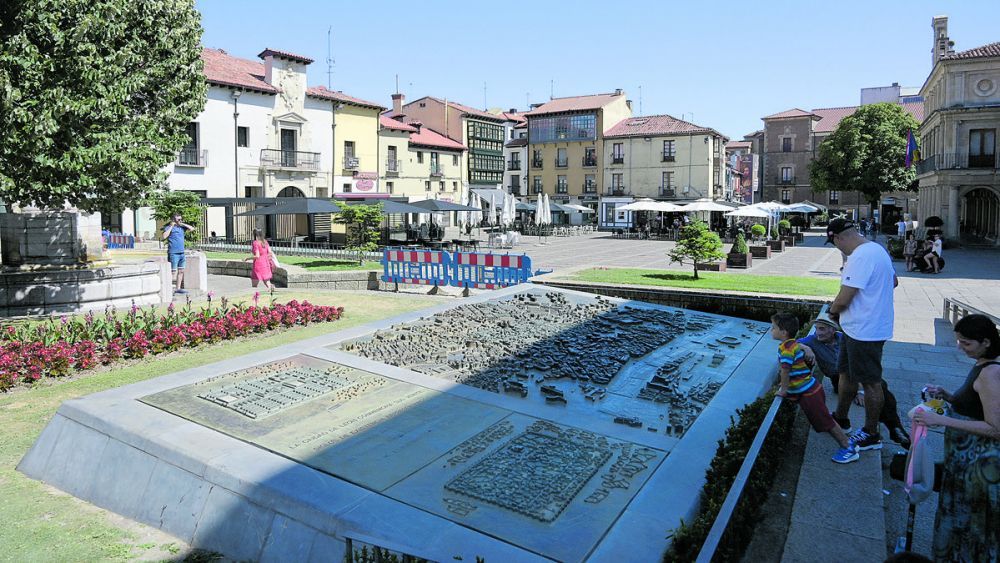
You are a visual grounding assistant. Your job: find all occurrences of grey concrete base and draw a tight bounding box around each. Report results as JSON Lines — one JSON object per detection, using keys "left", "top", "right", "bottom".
{"left": 0, "top": 208, "right": 105, "bottom": 266}
{"left": 0, "top": 261, "right": 167, "bottom": 316}
{"left": 208, "top": 260, "right": 383, "bottom": 290}
{"left": 19, "top": 285, "right": 777, "bottom": 562}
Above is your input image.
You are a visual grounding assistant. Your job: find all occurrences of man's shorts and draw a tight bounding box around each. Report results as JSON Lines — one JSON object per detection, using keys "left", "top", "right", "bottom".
{"left": 168, "top": 252, "right": 186, "bottom": 271}
{"left": 837, "top": 333, "right": 885, "bottom": 385}
{"left": 788, "top": 385, "right": 836, "bottom": 433}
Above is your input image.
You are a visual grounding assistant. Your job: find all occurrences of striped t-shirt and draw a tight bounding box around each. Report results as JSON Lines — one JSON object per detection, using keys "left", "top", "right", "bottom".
{"left": 778, "top": 339, "right": 815, "bottom": 394}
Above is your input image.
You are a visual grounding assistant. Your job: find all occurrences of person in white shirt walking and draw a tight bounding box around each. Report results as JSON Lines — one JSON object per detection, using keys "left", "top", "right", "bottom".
{"left": 826, "top": 219, "right": 898, "bottom": 452}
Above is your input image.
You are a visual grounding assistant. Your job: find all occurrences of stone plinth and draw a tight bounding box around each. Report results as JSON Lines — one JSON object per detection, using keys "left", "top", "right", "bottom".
{"left": 0, "top": 262, "right": 168, "bottom": 316}
{"left": 184, "top": 251, "right": 209, "bottom": 291}
{"left": 0, "top": 209, "right": 105, "bottom": 266}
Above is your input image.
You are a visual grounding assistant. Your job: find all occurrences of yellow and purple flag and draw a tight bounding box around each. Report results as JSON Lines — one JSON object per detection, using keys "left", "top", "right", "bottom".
{"left": 904, "top": 129, "right": 920, "bottom": 168}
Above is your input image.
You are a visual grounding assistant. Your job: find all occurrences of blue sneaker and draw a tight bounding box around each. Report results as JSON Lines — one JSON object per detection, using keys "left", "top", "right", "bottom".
{"left": 832, "top": 444, "right": 859, "bottom": 464}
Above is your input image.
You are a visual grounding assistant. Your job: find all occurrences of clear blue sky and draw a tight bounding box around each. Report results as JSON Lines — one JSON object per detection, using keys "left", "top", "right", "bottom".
{"left": 196, "top": 0, "right": 1000, "bottom": 140}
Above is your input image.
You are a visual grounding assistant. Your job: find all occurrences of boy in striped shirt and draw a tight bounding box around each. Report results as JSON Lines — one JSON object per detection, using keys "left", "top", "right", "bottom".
{"left": 771, "top": 312, "right": 858, "bottom": 464}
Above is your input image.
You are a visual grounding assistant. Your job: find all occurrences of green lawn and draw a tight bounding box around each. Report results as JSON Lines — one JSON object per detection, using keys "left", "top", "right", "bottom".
{"left": 0, "top": 291, "right": 434, "bottom": 561}
{"left": 204, "top": 252, "right": 380, "bottom": 271}
{"left": 569, "top": 268, "right": 840, "bottom": 297}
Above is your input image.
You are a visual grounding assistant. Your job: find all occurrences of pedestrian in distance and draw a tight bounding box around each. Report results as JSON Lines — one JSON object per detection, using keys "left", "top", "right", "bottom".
{"left": 826, "top": 218, "right": 898, "bottom": 453}
{"left": 897, "top": 218, "right": 908, "bottom": 239}
{"left": 244, "top": 228, "right": 274, "bottom": 290}
{"left": 903, "top": 233, "right": 918, "bottom": 272}
{"left": 911, "top": 314, "right": 1000, "bottom": 562}
{"left": 161, "top": 213, "right": 195, "bottom": 294}
{"left": 922, "top": 233, "right": 943, "bottom": 274}
{"left": 771, "top": 311, "right": 858, "bottom": 464}
{"left": 798, "top": 311, "right": 911, "bottom": 449}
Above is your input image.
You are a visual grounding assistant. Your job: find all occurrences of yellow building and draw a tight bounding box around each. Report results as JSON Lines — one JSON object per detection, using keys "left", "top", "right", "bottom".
{"left": 523, "top": 91, "right": 632, "bottom": 223}
{"left": 306, "top": 86, "right": 385, "bottom": 197}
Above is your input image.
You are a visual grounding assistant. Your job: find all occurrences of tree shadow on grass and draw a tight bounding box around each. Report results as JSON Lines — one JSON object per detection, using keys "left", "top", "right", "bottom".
{"left": 640, "top": 272, "right": 698, "bottom": 283}
{"left": 295, "top": 260, "right": 376, "bottom": 271}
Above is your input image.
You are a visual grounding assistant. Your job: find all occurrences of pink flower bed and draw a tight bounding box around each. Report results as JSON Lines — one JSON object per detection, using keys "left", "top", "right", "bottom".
{"left": 0, "top": 297, "right": 343, "bottom": 391}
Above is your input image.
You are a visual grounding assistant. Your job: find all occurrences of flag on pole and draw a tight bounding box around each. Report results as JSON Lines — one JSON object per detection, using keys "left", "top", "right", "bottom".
{"left": 904, "top": 129, "right": 920, "bottom": 168}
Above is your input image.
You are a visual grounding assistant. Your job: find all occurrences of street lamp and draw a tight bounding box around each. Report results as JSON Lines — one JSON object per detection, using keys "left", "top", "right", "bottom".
{"left": 232, "top": 90, "right": 241, "bottom": 198}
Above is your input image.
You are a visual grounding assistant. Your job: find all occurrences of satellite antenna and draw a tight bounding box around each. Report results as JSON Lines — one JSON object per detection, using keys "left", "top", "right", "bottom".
{"left": 326, "top": 26, "right": 334, "bottom": 88}
{"left": 639, "top": 85, "right": 643, "bottom": 116}
{"left": 483, "top": 81, "right": 487, "bottom": 110}
{"left": 550, "top": 79, "right": 554, "bottom": 100}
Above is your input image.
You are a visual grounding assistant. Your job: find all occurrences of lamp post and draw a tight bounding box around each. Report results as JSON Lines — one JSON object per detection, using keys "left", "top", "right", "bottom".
{"left": 232, "top": 90, "right": 241, "bottom": 198}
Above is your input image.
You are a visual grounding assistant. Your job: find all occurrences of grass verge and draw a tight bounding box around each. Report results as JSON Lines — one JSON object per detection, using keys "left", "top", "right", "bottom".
{"left": 203, "top": 252, "right": 380, "bottom": 271}
{"left": 0, "top": 291, "right": 434, "bottom": 561}
{"left": 569, "top": 268, "right": 839, "bottom": 297}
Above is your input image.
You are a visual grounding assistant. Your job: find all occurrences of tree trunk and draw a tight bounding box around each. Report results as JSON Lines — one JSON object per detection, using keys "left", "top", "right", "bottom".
{"left": 692, "top": 263, "right": 699, "bottom": 280}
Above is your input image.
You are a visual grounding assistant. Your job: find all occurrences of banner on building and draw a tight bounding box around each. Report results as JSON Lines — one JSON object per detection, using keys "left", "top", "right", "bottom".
{"left": 738, "top": 155, "right": 758, "bottom": 204}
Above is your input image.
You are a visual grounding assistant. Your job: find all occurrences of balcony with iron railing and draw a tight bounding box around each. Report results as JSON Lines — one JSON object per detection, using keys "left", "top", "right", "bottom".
{"left": 662, "top": 153, "right": 676, "bottom": 162}
{"left": 916, "top": 152, "right": 1000, "bottom": 175}
{"left": 660, "top": 186, "right": 677, "bottom": 198}
{"left": 507, "top": 159, "right": 521, "bottom": 171}
{"left": 260, "top": 149, "right": 321, "bottom": 171}
{"left": 508, "top": 184, "right": 523, "bottom": 196}
{"left": 555, "top": 158, "right": 568, "bottom": 168}
{"left": 583, "top": 183, "right": 597, "bottom": 193}
{"left": 342, "top": 155, "right": 360, "bottom": 170}
{"left": 582, "top": 156, "right": 598, "bottom": 167}
{"left": 430, "top": 163, "right": 444, "bottom": 177}
{"left": 606, "top": 185, "right": 629, "bottom": 196}
{"left": 610, "top": 155, "right": 625, "bottom": 165}
{"left": 776, "top": 175, "right": 795, "bottom": 185}
{"left": 385, "top": 159, "right": 401, "bottom": 175}
{"left": 176, "top": 148, "right": 207, "bottom": 167}
{"left": 531, "top": 158, "right": 544, "bottom": 169}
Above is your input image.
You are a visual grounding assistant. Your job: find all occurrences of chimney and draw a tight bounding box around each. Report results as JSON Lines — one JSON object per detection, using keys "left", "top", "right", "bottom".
{"left": 391, "top": 93, "right": 405, "bottom": 115}
{"left": 410, "top": 120, "right": 422, "bottom": 133}
{"left": 932, "top": 16, "right": 954, "bottom": 66}
{"left": 614, "top": 88, "right": 623, "bottom": 96}
{"left": 262, "top": 53, "right": 275, "bottom": 85}
{"left": 626, "top": 99, "right": 633, "bottom": 112}
{"left": 509, "top": 108, "right": 517, "bottom": 114}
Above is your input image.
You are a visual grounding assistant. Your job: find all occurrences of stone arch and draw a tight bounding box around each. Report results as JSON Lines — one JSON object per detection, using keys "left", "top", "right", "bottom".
{"left": 960, "top": 186, "right": 1000, "bottom": 245}
{"left": 277, "top": 186, "right": 306, "bottom": 198}
{"left": 273, "top": 186, "right": 308, "bottom": 239}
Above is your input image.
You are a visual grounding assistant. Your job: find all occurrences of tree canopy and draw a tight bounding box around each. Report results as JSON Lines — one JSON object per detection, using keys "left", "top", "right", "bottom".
{"left": 0, "top": 0, "right": 207, "bottom": 213}
{"left": 337, "top": 203, "right": 383, "bottom": 259}
{"left": 151, "top": 190, "right": 203, "bottom": 242}
{"left": 668, "top": 220, "right": 724, "bottom": 279}
{"left": 810, "top": 103, "right": 920, "bottom": 205}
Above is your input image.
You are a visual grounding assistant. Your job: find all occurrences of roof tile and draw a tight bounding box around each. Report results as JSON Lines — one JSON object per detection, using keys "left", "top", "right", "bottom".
{"left": 604, "top": 114, "right": 723, "bottom": 139}
{"left": 201, "top": 48, "right": 277, "bottom": 94}
{"left": 257, "top": 48, "right": 314, "bottom": 64}
{"left": 410, "top": 126, "right": 466, "bottom": 151}
{"left": 380, "top": 114, "right": 417, "bottom": 132}
{"left": 763, "top": 108, "right": 819, "bottom": 120}
{"left": 524, "top": 92, "right": 624, "bottom": 116}
{"left": 306, "top": 86, "right": 385, "bottom": 110}
{"left": 942, "top": 41, "right": 1000, "bottom": 60}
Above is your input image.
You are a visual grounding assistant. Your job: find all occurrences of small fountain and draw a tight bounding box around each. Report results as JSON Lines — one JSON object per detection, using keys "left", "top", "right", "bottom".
{"left": 0, "top": 208, "right": 169, "bottom": 316}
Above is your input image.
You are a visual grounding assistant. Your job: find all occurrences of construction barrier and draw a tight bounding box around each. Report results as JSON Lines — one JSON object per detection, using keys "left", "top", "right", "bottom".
{"left": 381, "top": 247, "right": 533, "bottom": 290}
{"left": 102, "top": 230, "right": 135, "bottom": 249}
{"left": 381, "top": 248, "right": 450, "bottom": 287}
{"left": 452, "top": 251, "right": 533, "bottom": 289}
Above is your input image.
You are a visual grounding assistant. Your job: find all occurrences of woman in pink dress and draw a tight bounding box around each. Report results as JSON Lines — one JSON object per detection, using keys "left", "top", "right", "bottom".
{"left": 244, "top": 228, "right": 274, "bottom": 289}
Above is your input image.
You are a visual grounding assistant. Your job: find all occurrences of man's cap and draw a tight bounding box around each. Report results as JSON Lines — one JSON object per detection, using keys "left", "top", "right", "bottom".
{"left": 812, "top": 310, "right": 841, "bottom": 331}
{"left": 825, "top": 218, "right": 856, "bottom": 244}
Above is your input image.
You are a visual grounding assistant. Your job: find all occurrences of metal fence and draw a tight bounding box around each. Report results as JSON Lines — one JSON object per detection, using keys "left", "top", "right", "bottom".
{"left": 195, "top": 241, "right": 381, "bottom": 262}
{"left": 942, "top": 297, "right": 1000, "bottom": 329}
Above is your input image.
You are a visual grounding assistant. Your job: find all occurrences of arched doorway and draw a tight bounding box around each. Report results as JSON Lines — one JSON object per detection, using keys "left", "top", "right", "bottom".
{"left": 272, "top": 186, "right": 308, "bottom": 240}
{"left": 961, "top": 187, "right": 1000, "bottom": 245}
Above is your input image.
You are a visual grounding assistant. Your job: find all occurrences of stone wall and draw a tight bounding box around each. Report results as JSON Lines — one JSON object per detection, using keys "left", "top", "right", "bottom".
{"left": 0, "top": 262, "right": 168, "bottom": 317}
{"left": 0, "top": 209, "right": 105, "bottom": 266}
{"left": 207, "top": 260, "right": 383, "bottom": 291}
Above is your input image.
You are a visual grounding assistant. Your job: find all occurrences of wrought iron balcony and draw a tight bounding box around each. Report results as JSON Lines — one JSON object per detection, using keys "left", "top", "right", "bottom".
{"left": 606, "top": 186, "right": 629, "bottom": 196}
{"left": 555, "top": 158, "right": 568, "bottom": 168}
{"left": 776, "top": 175, "right": 795, "bottom": 185}
{"left": 343, "top": 156, "right": 360, "bottom": 169}
{"left": 531, "top": 158, "right": 544, "bottom": 168}
{"left": 507, "top": 159, "right": 521, "bottom": 171}
{"left": 582, "top": 156, "right": 598, "bottom": 167}
{"left": 176, "top": 148, "right": 207, "bottom": 167}
{"left": 430, "top": 163, "right": 444, "bottom": 176}
{"left": 583, "top": 183, "right": 597, "bottom": 193}
{"left": 260, "top": 149, "right": 320, "bottom": 170}
{"left": 508, "top": 185, "right": 523, "bottom": 196}
{"left": 385, "top": 159, "right": 401, "bottom": 175}
{"left": 662, "top": 154, "right": 676, "bottom": 162}
{"left": 660, "top": 186, "right": 677, "bottom": 198}
{"left": 917, "top": 152, "right": 999, "bottom": 174}
{"left": 610, "top": 156, "right": 625, "bottom": 165}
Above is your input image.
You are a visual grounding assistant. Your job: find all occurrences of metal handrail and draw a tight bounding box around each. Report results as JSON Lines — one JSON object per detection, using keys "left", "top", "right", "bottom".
{"left": 196, "top": 241, "right": 380, "bottom": 261}
{"left": 942, "top": 297, "right": 1000, "bottom": 329}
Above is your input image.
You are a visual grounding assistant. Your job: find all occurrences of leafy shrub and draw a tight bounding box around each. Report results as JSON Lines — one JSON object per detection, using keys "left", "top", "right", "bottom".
{"left": 777, "top": 219, "right": 791, "bottom": 234}
{"left": 667, "top": 221, "right": 725, "bottom": 279}
{"left": 788, "top": 215, "right": 805, "bottom": 227}
{"left": 814, "top": 212, "right": 829, "bottom": 225}
{"left": 151, "top": 191, "right": 204, "bottom": 242}
{"left": 664, "top": 394, "right": 796, "bottom": 562}
{"left": 730, "top": 232, "right": 749, "bottom": 255}
{"left": 750, "top": 224, "right": 766, "bottom": 239}
{"left": 886, "top": 237, "right": 904, "bottom": 259}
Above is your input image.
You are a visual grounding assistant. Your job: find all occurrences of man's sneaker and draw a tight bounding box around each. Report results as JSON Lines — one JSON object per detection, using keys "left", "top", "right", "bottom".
{"left": 832, "top": 444, "right": 860, "bottom": 464}
{"left": 850, "top": 429, "right": 882, "bottom": 451}
{"left": 831, "top": 411, "right": 851, "bottom": 433}
{"left": 889, "top": 426, "right": 911, "bottom": 450}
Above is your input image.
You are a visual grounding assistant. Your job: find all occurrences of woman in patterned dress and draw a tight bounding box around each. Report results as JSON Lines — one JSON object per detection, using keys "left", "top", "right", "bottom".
{"left": 244, "top": 228, "right": 274, "bottom": 290}
{"left": 913, "top": 314, "right": 1000, "bottom": 562}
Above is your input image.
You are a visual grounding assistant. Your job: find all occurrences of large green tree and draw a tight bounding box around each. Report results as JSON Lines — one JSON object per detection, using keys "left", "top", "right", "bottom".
{"left": 810, "top": 102, "right": 920, "bottom": 206}
{"left": 0, "top": 0, "right": 207, "bottom": 213}
{"left": 668, "top": 220, "right": 725, "bottom": 279}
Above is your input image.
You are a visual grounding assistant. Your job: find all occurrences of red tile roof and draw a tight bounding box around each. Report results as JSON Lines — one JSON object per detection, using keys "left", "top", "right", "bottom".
{"left": 410, "top": 127, "right": 466, "bottom": 152}
{"left": 201, "top": 48, "right": 278, "bottom": 94}
{"left": 524, "top": 92, "right": 625, "bottom": 116}
{"left": 942, "top": 41, "right": 1000, "bottom": 60}
{"left": 763, "top": 108, "right": 820, "bottom": 120}
{"left": 257, "top": 48, "right": 314, "bottom": 64}
{"left": 725, "top": 141, "right": 752, "bottom": 149}
{"left": 380, "top": 114, "right": 418, "bottom": 132}
{"left": 811, "top": 102, "right": 925, "bottom": 133}
{"left": 505, "top": 138, "right": 528, "bottom": 148}
{"left": 306, "top": 86, "right": 385, "bottom": 110}
{"left": 604, "top": 114, "right": 723, "bottom": 139}
{"left": 501, "top": 111, "right": 527, "bottom": 123}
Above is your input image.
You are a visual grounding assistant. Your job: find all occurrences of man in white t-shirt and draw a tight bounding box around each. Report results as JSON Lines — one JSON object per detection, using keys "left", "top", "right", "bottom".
{"left": 826, "top": 218, "right": 898, "bottom": 452}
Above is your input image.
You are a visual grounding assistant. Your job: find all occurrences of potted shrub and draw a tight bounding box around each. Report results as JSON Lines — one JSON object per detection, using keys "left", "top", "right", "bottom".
{"left": 748, "top": 224, "right": 771, "bottom": 259}
{"left": 778, "top": 219, "right": 795, "bottom": 246}
{"left": 789, "top": 215, "right": 806, "bottom": 242}
{"left": 726, "top": 232, "right": 752, "bottom": 269}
